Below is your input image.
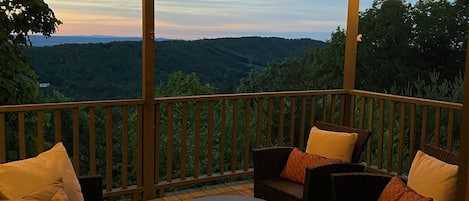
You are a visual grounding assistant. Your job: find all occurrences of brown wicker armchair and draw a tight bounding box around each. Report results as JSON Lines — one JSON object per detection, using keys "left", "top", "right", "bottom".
{"left": 253, "top": 121, "right": 371, "bottom": 201}
{"left": 79, "top": 175, "right": 103, "bottom": 201}
{"left": 330, "top": 145, "right": 459, "bottom": 201}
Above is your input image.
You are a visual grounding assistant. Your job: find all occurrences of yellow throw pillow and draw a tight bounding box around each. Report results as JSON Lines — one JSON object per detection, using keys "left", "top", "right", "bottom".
{"left": 0, "top": 142, "right": 83, "bottom": 201}
{"left": 407, "top": 150, "right": 458, "bottom": 201}
{"left": 305, "top": 126, "right": 358, "bottom": 162}
{"left": 19, "top": 178, "right": 70, "bottom": 201}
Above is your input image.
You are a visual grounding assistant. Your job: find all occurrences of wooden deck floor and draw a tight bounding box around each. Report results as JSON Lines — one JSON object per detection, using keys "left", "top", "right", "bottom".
{"left": 150, "top": 180, "right": 254, "bottom": 201}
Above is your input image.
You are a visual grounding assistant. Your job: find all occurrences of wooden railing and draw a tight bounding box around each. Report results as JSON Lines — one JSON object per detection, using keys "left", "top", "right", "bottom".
{"left": 0, "top": 89, "right": 462, "bottom": 200}
{"left": 349, "top": 89, "right": 462, "bottom": 175}
{"left": 0, "top": 99, "right": 145, "bottom": 199}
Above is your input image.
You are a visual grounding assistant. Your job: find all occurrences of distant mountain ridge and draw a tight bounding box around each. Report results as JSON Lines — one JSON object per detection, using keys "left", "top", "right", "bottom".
{"left": 29, "top": 35, "right": 169, "bottom": 46}
{"left": 25, "top": 37, "right": 325, "bottom": 100}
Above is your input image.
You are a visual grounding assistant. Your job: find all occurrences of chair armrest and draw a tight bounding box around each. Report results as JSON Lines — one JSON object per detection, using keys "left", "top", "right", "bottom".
{"left": 330, "top": 172, "right": 393, "bottom": 201}
{"left": 252, "top": 146, "right": 293, "bottom": 181}
{"left": 303, "top": 163, "right": 365, "bottom": 201}
{"left": 79, "top": 175, "right": 103, "bottom": 201}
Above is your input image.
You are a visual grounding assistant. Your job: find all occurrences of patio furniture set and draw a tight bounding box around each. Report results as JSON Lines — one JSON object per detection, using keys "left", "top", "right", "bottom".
{"left": 253, "top": 121, "right": 458, "bottom": 201}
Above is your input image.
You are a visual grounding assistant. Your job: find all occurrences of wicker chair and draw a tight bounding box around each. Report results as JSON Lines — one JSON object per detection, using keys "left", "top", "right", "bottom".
{"left": 329, "top": 145, "right": 459, "bottom": 201}
{"left": 252, "top": 121, "right": 371, "bottom": 201}
{"left": 79, "top": 175, "right": 103, "bottom": 201}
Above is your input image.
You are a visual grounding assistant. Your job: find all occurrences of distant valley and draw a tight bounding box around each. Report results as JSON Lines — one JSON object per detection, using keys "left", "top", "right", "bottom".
{"left": 25, "top": 36, "right": 324, "bottom": 100}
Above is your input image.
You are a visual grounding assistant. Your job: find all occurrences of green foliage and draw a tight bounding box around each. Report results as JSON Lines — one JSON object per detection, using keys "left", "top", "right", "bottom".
{"left": 1, "top": 0, "right": 61, "bottom": 163}
{"left": 390, "top": 71, "right": 463, "bottom": 103}
{"left": 156, "top": 71, "right": 216, "bottom": 97}
{"left": 356, "top": 0, "right": 467, "bottom": 92}
{"left": 0, "top": 48, "right": 39, "bottom": 104}
{"left": 0, "top": 0, "right": 61, "bottom": 105}
{"left": 24, "top": 37, "right": 323, "bottom": 100}
{"left": 237, "top": 29, "right": 345, "bottom": 93}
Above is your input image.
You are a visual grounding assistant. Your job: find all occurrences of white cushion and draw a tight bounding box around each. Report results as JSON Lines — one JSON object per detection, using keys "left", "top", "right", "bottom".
{"left": 0, "top": 142, "right": 83, "bottom": 201}
{"left": 407, "top": 150, "right": 458, "bottom": 201}
{"left": 305, "top": 126, "right": 358, "bottom": 162}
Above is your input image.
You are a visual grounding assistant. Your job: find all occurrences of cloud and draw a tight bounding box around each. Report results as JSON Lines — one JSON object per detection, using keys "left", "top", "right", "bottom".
{"left": 46, "top": 0, "right": 352, "bottom": 39}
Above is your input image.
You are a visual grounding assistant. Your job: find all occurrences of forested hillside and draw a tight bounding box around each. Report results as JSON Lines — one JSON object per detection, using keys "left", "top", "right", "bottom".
{"left": 25, "top": 37, "right": 323, "bottom": 100}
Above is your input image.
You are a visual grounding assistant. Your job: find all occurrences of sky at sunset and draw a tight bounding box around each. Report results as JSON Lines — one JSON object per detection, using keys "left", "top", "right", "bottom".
{"left": 45, "top": 0, "right": 417, "bottom": 41}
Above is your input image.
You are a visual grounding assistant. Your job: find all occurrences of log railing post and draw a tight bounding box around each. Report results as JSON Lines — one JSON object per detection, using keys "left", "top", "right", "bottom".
{"left": 343, "top": 0, "right": 359, "bottom": 126}
{"left": 142, "top": 0, "right": 155, "bottom": 199}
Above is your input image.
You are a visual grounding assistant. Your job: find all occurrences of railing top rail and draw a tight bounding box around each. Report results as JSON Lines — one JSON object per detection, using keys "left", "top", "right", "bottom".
{"left": 349, "top": 89, "right": 462, "bottom": 110}
{"left": 0, "top": 99, "right": 144, "bottom": 112}
{"left": 154, "top": 89, "right": 347, "bottom": 103}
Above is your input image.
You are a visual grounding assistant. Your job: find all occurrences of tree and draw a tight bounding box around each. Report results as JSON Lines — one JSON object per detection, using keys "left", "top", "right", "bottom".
{"left": 0, "top": 0, "right": 61, "bottom": 105}
{"left": 156, "top": 71, "right": 216, "bottom": 97}
{"left": 237, "top": 28, "right": 345, "bottom": 93}
{"left": 356, "top": 0, "right": 468, "bottom": 92}
{"left": 357, "top": 0, "right": 415, "bottom": 91}
{"left": 410, "top": 0, "right": 467, "bottom": 80}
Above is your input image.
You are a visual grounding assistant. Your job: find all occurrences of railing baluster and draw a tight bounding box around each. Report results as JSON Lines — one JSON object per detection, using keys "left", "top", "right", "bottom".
{"left": 121, "top": 106, "right": 129, "bottom": 189}
{"left": 231, "top": 100, "right": 238, "bottom": 173}
{"left": 105, "top": 106, "right": 113, "bottom": 192}
{"left": 140, "top": 104, "right": 146, "bottom": 186}
{"left": 289, "top": 97, "right": 296, "bottom": 146}
{"left": 310, "top": 95, "right": 316, "bottom": 126}
{"left": 54, "top": 110, "right": 61, "bottom": 143}
{"left": 255, "top": 98, "right": 263, "bottom": 148}
{"left": 366, "top": 98, "right": 374, "bottom": 166}
{"left": 244, "top": 99, "right": 251, "bottom": 171}
{"left": 386, "top": 100, "right": 395, "bottom": 173}
{"left": 266, "top": 98, "right": 273, "bottom": 146}
{"left": 0, "top": 113, "right": 5, "bottom": 163}
{"left": 358, "top": 96, "right": 366, "bottom": 129}
{"left": 220, "top": 100, "right": 226, "bottom": 175}
{"left": 421, "top": 105, "right": 428, "bottom": 147}
{"left": 208, "top": 101, "right": 214, "bottom": 176}
{"left": 18, "top": 112, "right": 26, "bottom": 159}
{"left": 322, "top": 95, "right": 327, "bottom": 121}
{"left": 410, "top": 104, "right": 416, "bottom": 157}
{"left": 330, "top": 94, "right": 336, "bottom": 123}
{"left": 397, "top": 103, "right": 406, "bottom": 175}
{"left": 166, "top": 103, "right": 174, "bottom": 182}
{"left": 72, "top": 108, "right": 80, "bottom": 174}
{"left": 299, "top": 97, "right": 306, "bottom": 148}
{"left": 181, "top": 102, "right": 188, "bottom": 180}
{"left": 89, "top": 107, "right": 96, "bottom": 175}
{"left": 37, "top": 111, "right": 44, "bottom": 153}
{"left": 434, "top": 107, "right": 441, "bottom": 146}
{"left": 349, "top": 95, "right": 356, "bottom": 127}
{"left": 447, "top": 109, "right": 455, "bottom": 150}
{"left": 377, "top": 99, "right": 384, "bottom": 170}
{"left": 194, "top": 102, "right": 201, "bottom": 178}
{"left": 339, "top": 94, "right": 346, "bottom": 125}
{"left": 278, "top": 98, "right": 284, "bottom": 145}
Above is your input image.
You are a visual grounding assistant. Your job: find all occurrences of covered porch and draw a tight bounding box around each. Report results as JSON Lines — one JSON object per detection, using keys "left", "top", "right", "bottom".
{"left": 1, "top": 0, "right": 469, "bottom": 200}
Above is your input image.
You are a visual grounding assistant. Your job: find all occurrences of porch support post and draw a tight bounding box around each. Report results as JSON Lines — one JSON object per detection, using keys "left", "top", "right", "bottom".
{"left": 456, "top": 29, "right": 469, "bottom": 201}
{"left": 342, "top": 0, "right": 359, "bottom": 126}
{"left": 142, "top": 0, "right": 155, "bottom": 199}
